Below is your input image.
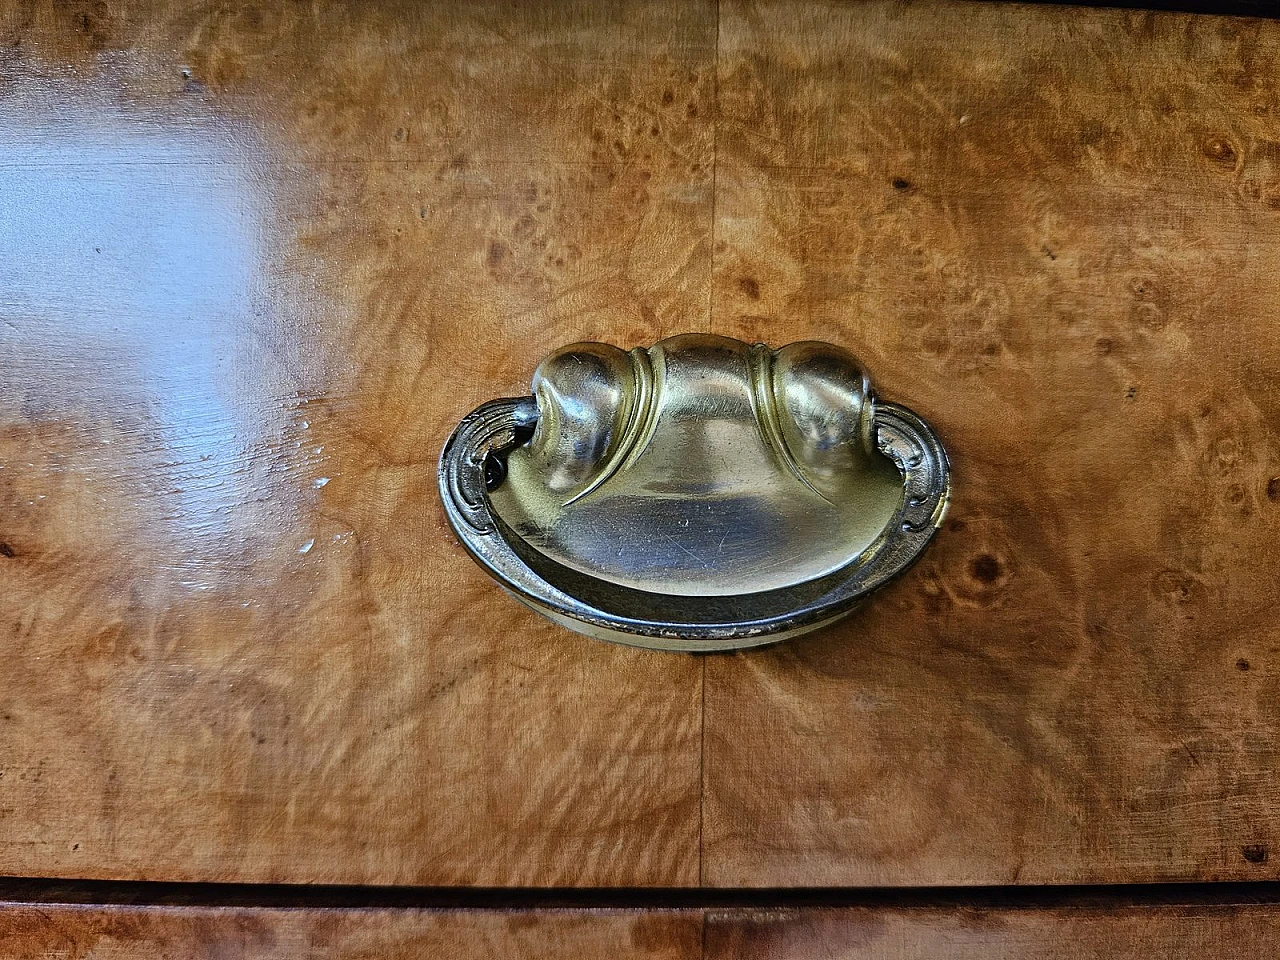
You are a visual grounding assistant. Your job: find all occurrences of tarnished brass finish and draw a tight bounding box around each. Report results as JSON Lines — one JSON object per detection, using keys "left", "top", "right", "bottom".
{"left": 440, "top": 335, "right": 949, "bottom": 651}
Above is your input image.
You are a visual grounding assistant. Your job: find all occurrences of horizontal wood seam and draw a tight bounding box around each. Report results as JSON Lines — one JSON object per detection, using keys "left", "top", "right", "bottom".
{"left": 4, "top": 880, "right": 1280, "bottom": 911}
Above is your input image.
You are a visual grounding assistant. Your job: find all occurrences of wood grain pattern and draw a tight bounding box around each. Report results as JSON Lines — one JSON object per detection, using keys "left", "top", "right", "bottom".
{"left": 0, "top": 0, "right": 711, "bottom": 885}
{"left": 703, "top": 904, "right": 1280, "bottom": 959}
{"left": 705, "top": 1, "right": 1280, "bottom": 885}
{"left": 0, "top": 903, "right": 702, "bottom": 960}
{"left": 5, "top": 0, "right": 1280, "bottom": 891}
{"left": 3, "top": 901, "right": 1280, "bottom": 959}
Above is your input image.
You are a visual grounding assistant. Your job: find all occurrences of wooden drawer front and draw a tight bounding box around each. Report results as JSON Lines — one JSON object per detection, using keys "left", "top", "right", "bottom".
{"left": 0, "top": 900, "right": 1277, "bottom": 959}
{"left": 0, "top": 0, "right": 710, "bottom": 887}
{"left": 2, "top": 0, "right": 1279, "bottom": 888}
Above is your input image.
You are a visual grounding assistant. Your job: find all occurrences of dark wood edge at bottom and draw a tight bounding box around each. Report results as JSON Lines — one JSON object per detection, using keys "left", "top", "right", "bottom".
{"left": 4, "top": 879, "right": 1280, "bottom": 910}
{"left": 1012, "top": 0, "right": 1280, "bottom": 17}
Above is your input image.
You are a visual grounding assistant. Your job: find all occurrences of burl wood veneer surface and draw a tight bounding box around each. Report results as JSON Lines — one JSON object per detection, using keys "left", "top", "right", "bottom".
{"left": 0, "top": 904, "right": 702, "bottom": 960}
{"left": 2, "top": 902, "right": 1279, "bottom": 959}
{"left": 701, "top": 904, "right": 1280, "bottom": 959}
{"left": 0, "top": 0, "right": 711, "bottom": 885}
{"left": 705, "top": 3, "right": 1280, "bottom": 883}
{"left": 4, "top": 0, "right": 1280, "bottom": 889}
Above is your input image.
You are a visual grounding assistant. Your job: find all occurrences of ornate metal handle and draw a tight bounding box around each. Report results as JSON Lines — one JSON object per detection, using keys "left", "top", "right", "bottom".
{"left": 439, "top": 335, "right": 949, "bottom": 652}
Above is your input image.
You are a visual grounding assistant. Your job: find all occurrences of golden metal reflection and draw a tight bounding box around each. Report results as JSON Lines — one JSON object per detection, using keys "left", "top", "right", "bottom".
{"left": 491, "top": 335, "right": 904, "bottom": 597}
{"left": 442, "top": 335, "right": 951, "bottom": 651}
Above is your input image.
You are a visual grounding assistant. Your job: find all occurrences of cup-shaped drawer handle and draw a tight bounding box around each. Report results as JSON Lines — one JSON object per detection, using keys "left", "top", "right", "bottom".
{"left": 439, "top": 334, "right": 949, "bottom": 652}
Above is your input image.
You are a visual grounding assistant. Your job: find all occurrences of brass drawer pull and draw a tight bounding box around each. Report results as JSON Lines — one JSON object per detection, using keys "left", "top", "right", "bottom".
{"left": 439, "top": 335, "right": 949, "bottom": 651}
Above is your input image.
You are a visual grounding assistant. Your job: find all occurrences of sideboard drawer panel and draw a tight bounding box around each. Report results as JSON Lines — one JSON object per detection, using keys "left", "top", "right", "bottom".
{"left": 0, "top": 899, "right": 1276, "bottom": 959}
{"left": 704, "top": 0, "right": 1280, "bottom": 886}
{"left": 3, "top": 0, "right": 1279, "bottom": 889}
{"left": 0, "top": 0, "right": 711, "bottom": 886}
